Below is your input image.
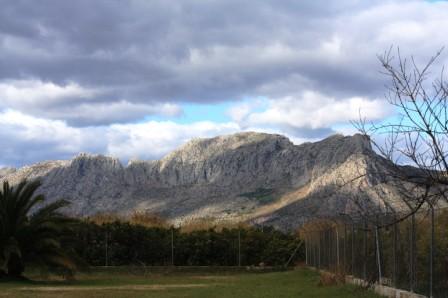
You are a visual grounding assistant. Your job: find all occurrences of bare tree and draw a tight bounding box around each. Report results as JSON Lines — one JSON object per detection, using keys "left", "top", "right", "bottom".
{"left": 300, "top": 48, "right": 448, "bottom": 292}
{"left": 352, "top": 47, "right": 448, "bottom": 221}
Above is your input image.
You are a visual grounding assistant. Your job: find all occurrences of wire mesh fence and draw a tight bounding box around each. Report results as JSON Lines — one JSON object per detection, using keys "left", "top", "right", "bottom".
{"left": 75, "top": 223, "right": 304, "bottom": 268}
{"left": 301, "top": 207, "right": 448, "bottom": 297}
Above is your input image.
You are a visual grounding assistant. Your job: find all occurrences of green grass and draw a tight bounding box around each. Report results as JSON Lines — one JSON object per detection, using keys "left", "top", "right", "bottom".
{"left": 0, "top": 268, "right": 381, "bottom": 298}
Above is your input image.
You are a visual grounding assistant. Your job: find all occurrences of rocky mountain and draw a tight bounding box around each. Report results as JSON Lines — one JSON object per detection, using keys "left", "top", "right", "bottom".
{"left": 0, "top": 132, "right": 403, "bottom": 230}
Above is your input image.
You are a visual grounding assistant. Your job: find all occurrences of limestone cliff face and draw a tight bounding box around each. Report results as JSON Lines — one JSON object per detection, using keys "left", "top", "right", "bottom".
{"left": 0, "top": 132, "right": 390, "bottom": 230}
{"left": 0, "top": 167, "right": 16, "bottom": 178}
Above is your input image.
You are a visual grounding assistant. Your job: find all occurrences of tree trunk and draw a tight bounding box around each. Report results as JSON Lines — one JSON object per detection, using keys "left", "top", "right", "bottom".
{"left": 7, "top": 254, "right": 25, "bottom": 278}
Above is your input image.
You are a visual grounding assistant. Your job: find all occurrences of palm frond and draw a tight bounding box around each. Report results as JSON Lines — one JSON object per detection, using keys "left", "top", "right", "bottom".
{"left": 0, "top": 179, "right": 79, "bottom": 279}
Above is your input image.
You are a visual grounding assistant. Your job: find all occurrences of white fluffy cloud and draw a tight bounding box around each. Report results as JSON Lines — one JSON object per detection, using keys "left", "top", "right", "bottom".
{"left": 0, "top": 110, "right": 105, "bottom": 154}
{"left": 0, "top": 109, "right": 241, "bottom": 166}
{"left": 0, "top": 96, "right": 391, "bottom": 167}
{"left": 0, "top": 107, "right": 339, "bottom": 167}
{"left": 231, "top": 91, "right": 391, "bottom": 130}
{"left": 0, "top": 80, "right": 96, "bottom": 105}
{"left": 107, "top": 121, "right": 240, "bottom": 161}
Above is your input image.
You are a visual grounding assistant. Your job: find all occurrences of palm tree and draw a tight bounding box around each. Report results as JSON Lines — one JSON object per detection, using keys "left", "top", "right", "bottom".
{"left": 0, "top": 179, "right": 79, "bottom": 279}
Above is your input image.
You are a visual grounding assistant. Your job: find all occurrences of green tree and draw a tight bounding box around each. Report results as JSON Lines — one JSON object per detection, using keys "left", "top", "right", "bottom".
{"left": 0, "top": 179, "right": 79, "bottom": 279}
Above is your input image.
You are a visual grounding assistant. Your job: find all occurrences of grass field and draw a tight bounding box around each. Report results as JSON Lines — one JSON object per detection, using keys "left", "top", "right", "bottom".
{"left": 0, "top": 267, "right": 381, "bottom": 298}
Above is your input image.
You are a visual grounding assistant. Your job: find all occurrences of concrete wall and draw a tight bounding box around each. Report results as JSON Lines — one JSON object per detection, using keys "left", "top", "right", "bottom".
{"left": 345, "top": 275, "right": 427, "bottom": 298}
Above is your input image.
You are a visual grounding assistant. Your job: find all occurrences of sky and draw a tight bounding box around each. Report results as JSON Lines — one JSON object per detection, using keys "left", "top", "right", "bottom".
{"left": 0, "top": 0, "right": 447, "bottom": 167}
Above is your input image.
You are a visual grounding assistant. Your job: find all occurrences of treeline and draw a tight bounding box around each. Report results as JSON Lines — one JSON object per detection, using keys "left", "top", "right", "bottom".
{"left": 0, "top": 179, "right": 303, "bottom": 281}
{"left": 72, "top": 220, "right": 303, "bottom": 267}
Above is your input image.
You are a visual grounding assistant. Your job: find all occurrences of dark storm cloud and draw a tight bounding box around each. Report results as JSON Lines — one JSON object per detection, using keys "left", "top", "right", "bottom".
{"left": 1, "top": 0, "right": 447, "bottom": 167}
{"left": 0, "top": 0, "right": 411, "bottom": 126}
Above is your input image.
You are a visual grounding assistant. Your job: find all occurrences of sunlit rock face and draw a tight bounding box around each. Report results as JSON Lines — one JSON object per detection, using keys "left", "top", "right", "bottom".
{"left": 0, "top": 167, "right": 16, "bottom": 178}
{"left": 0, "top": 132, "right": 398, "bottom": 230}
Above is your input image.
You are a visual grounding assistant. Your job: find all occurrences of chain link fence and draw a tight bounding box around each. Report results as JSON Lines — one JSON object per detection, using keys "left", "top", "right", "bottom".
{"left": 301, "top": 207, "right": 448, "bottom": 297}
{"left": 76, "top": 223, "right": 303, "bottom": 268}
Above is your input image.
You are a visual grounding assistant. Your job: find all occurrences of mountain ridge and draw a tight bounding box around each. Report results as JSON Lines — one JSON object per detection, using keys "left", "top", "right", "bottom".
{"left": 0, "top": 132, "right": 391, "bottom": 230}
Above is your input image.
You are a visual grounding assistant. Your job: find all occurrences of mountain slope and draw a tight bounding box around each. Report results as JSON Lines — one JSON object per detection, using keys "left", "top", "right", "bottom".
{"left": 0, "top": 132, "right": 398, "bottom": 230}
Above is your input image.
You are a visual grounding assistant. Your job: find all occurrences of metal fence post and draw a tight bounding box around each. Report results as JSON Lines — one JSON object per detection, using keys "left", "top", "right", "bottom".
{"left": 336, "top": 225, "right": 340, "bottom": 270}
{"left": 317, "top": 231, "right": 322, "bottom": 269}
{"left": 393, "top": 220, "right": 397, "bottom": 288}
{"left": 238, "top": 229, "right": 241, "bottom": 267}
{"left": 351, "top": 224, "right": 355, "bottom": 276}
{"left": 375, "top": 225, "right": 382, "bottom": 283}
{"left": 430, "top": 206, "right": 434, "bottom": 298}
{"left": 328, "top": 228, "right": 331, "bottom": 268}
{"left": 410, "top": 213, "right": 415, "bottom": 292}
{"left": 305, "top": 234, "right": 308, "bottom": 266}
{"left": 171, "top": 227, "right": 174, "bottom": 266}
{"left": 344, "top": 224, "right": 347, "bottom": 272}
{"left": 105, "top": 230, "right": 109, "bottom": 267}
{"left": 363, "top": 221, "right": 367, "bottom": 280}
